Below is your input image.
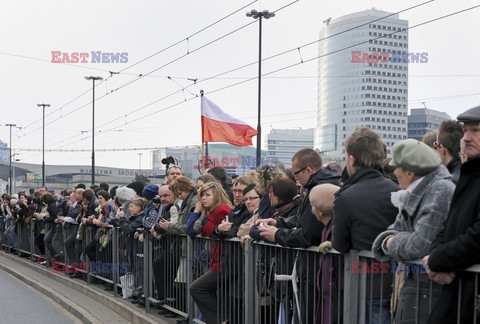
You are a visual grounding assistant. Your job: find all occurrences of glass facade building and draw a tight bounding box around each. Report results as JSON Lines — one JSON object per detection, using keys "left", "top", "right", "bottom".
{"left": 315, "top": 10, "right": 409, "bottom": 161}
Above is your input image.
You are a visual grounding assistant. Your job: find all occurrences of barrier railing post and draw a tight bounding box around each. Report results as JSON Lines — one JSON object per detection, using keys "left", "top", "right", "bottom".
{"left": 31, "top": 219, "right": 36, "bottom": 261}
{"left": 112, "top": 226, "right": 118, "bottom": 296}
{"left": 186, "top": 235, "right": 194, "bottom": 323}
{"left": 143, "top": 231, "right": 151, "bottom": 311}
{"left": 344, "top": 250, "right": 361, "bottom": 323}
{"left": 244, "top": 238, "right": 256, "bottom": 324}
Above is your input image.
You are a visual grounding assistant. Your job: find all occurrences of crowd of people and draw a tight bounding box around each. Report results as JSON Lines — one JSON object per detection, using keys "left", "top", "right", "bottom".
{"left": 1, "top": 104, "right": 480, "bottom": 324}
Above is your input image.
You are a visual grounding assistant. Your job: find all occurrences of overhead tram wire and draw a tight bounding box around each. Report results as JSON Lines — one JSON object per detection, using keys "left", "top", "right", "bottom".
{"left": 41, "top": 1, "right": 302, "bottom": 149}
{"left": 17, "top": 0, "right": 428, "bottom": 144}
{"left": 44, "top": 0, "right": 434, "bottom": 149}
{"left": 49, "top": 2, "right": 480, "bottom": 152}
{"left": 12, "top": 0, "right": 259, "bottom": 137}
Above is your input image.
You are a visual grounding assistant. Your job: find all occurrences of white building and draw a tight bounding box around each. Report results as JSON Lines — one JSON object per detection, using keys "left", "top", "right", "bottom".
{"left": 408, "top": 108, "right": 451, "bottom": 141}
{"left": 266, "top": 128, "right": 314, "bottom": 169}
{"left": 315, "top": 9, "right": 409, "bottom": 161}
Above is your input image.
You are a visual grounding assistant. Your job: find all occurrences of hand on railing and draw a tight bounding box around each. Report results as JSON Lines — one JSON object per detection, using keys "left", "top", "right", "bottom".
{"left": 317, "top": 241, "right": 332, "bottom": 254}
{"left": 240, "top": 234, "right": 251, "bottom": 247}
{"left": 423, "top": 255, "right": 456, "bottom": 285}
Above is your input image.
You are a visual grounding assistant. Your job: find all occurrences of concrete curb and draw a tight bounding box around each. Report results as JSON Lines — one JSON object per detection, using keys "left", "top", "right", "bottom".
{"left": 0, "top": 252, "right": 166, "bottom": 324}
{"left": 0, "top": 259, "right": 98, "bottom": 324}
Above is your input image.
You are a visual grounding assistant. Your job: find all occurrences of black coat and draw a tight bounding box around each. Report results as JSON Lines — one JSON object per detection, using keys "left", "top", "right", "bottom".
{"left": 427, "top": 157, "right": 480, "bottom": 324}
{"left": 332, "top": 168, "right": 398, "bottom": 299}
{"left": 332, "top": 168, "right": 399, "bottom": 252}
{"left": 275, "top": 167, "right": 340, "bottom": 248}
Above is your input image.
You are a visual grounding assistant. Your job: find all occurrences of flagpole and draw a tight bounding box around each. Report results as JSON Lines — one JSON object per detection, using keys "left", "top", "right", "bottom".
{"left": 200, "top": 90, "right": 206, "bottom": 175}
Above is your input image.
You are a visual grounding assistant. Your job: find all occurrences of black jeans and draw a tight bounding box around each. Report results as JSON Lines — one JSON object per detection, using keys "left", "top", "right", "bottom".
{"left": 190, "top": 270, "right": 220, "bottom": 324}
{"left": 153, "top": 250, "right": 180, "bottom": 300}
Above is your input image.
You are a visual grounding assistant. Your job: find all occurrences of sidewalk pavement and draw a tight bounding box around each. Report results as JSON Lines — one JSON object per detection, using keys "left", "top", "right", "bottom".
{"left": 0, "top": 251, "right": 176, "bottom": 324}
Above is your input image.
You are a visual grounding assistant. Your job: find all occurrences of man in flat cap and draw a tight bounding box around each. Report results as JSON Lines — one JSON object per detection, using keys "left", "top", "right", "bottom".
{"left": 424, "top": 105, "right": 480, "bottom": 323}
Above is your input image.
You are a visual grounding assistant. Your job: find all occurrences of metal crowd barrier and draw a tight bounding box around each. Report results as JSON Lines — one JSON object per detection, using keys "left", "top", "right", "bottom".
{"left": 2, "top": 218, "right": 480, "bottom": 324}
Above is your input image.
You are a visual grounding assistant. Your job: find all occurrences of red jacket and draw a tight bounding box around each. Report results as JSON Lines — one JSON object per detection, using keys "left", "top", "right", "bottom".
{"left": 200, "top": 204, "right": 231, "bottom": 272}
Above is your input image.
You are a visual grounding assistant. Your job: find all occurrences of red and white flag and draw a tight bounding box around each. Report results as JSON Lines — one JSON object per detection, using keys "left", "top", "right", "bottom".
{"left": 201, "top": 96, "right": 258, "bottom": 146}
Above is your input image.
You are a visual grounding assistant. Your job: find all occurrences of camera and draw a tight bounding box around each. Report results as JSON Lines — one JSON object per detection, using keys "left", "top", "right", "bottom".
{"left": 152, "top": 196, "right": 161, "bottom": 204}
{"left": 161, "top": 156, "right": 176, "bottom": 166}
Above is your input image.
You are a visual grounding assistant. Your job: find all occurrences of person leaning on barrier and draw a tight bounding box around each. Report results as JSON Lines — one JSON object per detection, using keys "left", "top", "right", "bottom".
{"left": 423, "top": 105, "right": 480, "bottom": 324}
{"left": 372, "top": 139, "right": 455, "bottom": 323}
{"left": 84, "top": 190, "right": 112, "bottom": 264}
{"left": 309, "top": 183, "right": 341, "bottom": 324}
{"left": 189, "top": 181, "right": 232, "bottom": 324}
{"left": 152, "top": 176, "right": 197, "bottom": 317}
{"left": 332, "top": 128, "right": 398, "bottom": 324}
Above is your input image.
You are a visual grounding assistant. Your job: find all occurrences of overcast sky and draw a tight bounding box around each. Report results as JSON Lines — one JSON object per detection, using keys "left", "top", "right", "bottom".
{"left": 1, "top": 0, "right": 479, "bottom": 169}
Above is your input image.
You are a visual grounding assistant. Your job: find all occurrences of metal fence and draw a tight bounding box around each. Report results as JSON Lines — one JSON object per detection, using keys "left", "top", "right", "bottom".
{"left": 1, "top": 220, "right": 479, "bottom": 324}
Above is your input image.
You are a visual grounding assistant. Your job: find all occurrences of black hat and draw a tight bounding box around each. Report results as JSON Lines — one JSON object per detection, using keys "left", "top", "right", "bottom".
{"left": 457, "top": 105, "right": 480, "bottom": 123}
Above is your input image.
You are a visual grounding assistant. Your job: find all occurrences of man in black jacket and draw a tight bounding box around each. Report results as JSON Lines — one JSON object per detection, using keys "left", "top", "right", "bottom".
{"left": 257, "top": 148, "right": 340, "bottom": 323}
{"left": 332, "top": 128, "right": 398, "bottom": 323}
{"left": 425, "top": 105, "right": 480, "bottom": 324}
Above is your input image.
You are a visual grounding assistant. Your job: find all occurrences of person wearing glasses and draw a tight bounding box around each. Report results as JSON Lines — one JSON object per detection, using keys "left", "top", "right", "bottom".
{"left": 434, "top": 120, "right": 463, "bottom": 184}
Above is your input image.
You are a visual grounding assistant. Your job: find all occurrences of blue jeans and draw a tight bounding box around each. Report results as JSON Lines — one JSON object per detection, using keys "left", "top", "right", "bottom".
{"left": 5, "top": 224, "right": 17, "bottom": 248}
{"left": 44, "top": 225, "right": 57, "bottom": 257}
{"left": 366, "top": 298, "right": 391, "bottom": 324}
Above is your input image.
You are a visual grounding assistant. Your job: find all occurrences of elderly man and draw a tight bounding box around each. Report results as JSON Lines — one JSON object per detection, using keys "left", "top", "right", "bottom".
{"left": 373, "top": 139, "right": 455, "bottom": 323}
{"left": 166, "top": 165, "right": 183, "bottom": 185}
{"left": 424, "top": 105, "right": 480, "bottom": 324}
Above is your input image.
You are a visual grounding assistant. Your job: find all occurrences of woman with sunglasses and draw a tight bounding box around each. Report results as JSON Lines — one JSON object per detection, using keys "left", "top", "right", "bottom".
{"left": 189, "top": 182, "right": 232, "bottom": 324}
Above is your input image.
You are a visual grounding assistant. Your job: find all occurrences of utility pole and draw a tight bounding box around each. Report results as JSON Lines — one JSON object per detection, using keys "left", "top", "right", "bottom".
{"left": 85, "top": 76, "right": 103, "bottom": 185}
{"left": 246, "top": 9, "right": 275, "bottom": 166}
{"left": 5, "top": 123, "right": 16, "bottom": 194}
{"left": 37, "top": 103, "right": 50, "bottom": 186}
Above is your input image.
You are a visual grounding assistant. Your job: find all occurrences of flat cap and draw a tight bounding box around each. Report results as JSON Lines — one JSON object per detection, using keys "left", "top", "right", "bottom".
{"left": 457, "top": 105, "right": 480, "bottom": 123}
{"left": 390, "top": 139, "right": 441, "bottom": 175}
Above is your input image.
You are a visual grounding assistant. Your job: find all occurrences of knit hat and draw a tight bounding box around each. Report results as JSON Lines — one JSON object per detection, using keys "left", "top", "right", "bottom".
{"left": 309, "top": 183, "right": 340, "bottom": 216}
{"left": 142, "top": 184, "right": 159, "bottom": 201}
{"left": 390, "top": 139, "right": 441, "bottom": 175}
{"left": 115, "top": 186, "right": 137, "bottom": 202}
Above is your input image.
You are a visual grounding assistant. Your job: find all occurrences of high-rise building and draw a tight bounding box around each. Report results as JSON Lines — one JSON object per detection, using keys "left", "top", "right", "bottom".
{"left": 315, "top": 10, "right": 409, "bottom": 161}
{"left": 266, "top": 128, "right": 314, "bottom": 169}
{"left": 408, "top": 108, "right": 451, "bottom": 141}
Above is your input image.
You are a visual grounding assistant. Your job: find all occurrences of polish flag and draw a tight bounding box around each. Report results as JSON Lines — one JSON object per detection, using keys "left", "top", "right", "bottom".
{"left": 201, "top": 96, "right": 258, "bottom": 146}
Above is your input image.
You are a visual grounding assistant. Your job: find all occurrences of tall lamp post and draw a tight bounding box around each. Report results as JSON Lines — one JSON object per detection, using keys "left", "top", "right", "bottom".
{"left": 5, "top": 123, "right": 16, "bottom": 194}
{"left": 246, "top": 9, "right": 275, "bottom": 167}
{"left": 85, "top": 76, "right": 103, "bottom": 185}
{"left": 37, "top": 103, "right": 50, "bottom": 186}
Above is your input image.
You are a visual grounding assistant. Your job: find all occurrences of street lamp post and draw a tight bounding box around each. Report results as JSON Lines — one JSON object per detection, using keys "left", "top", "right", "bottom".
{"left": 246, "top": 9, "right": 275, "bottom": 167}
{"left": 5, "top": 123, "right": 16, "bottom": 194}
{"left": 37, "top": 103, "right": 50, "bottom": 186}
{"left": 85, "top": 76, "right": 103, "bottom": 185}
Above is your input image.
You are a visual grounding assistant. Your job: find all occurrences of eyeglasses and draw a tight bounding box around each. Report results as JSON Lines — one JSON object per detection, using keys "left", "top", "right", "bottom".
{"left": 233, "top": 189, "right": 244, "bottom": 194}
{"left": 244, "top": 196, "right": 260, "bottom": 202}
{"left": 292, "top": 167, "right": 307, "bottom": 176}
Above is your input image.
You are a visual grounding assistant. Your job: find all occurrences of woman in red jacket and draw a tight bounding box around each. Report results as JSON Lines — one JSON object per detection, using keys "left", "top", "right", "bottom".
{"left": 190, "top": 181, "right": 232, "bottom": 324}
